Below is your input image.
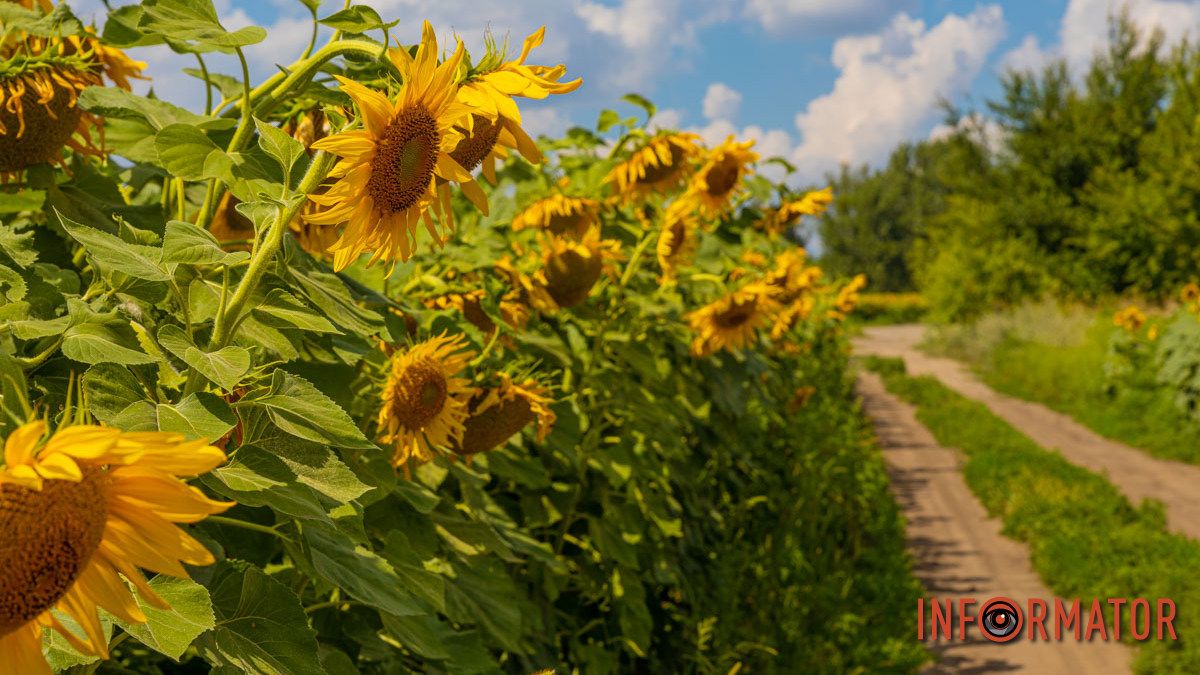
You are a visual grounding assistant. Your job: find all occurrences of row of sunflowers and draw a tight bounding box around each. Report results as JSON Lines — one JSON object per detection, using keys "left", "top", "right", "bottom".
{"left": 0, "top": 1, "right": 926, "bottom": 673}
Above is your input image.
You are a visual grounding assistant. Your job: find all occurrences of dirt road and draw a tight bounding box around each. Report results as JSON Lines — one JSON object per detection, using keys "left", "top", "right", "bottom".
{"left": 854, "top": 324, "right": 1200, "bottom": 540}
{"left": 855, "top": 337, "right": 1134, "bottom": 673}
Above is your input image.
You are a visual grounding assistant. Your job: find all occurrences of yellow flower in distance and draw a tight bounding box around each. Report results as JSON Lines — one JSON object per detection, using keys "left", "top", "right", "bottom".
{"left": 453, "top": 375, "right": 556, "bottom": 458}
{"left": 512, "top": 193, "right": 601, "bottom": 239}
{"left": 656, "top": 201, "right": 699, "bottom": 282}
{"left": 605, "top": 132, "right": 702, "bottom": 202}
{"left": 1113, "top": 305, "right": 1146, "bottom": 334}
{"left": 1181, "top": 282, "right": 1200, "bottom": 308}
{"left": 454, "top": 27, "right": 582, "bottom": 184}
{"left": 687, "top": 282, "right": 780, "bottom": 357}
{"left": 834, "top": 273, "right": 868, "bottom": 314}
{"left": 683, "top": 136, "right": 758, "bottom": 219}
{"left": 0, "top": 421, "right": 230, "bottom": 674}
{"left": 378, "top": 333, "right": 475, "bottom": 468}
{"left": 306, "top": 22, "right": 483, "bottom": 271}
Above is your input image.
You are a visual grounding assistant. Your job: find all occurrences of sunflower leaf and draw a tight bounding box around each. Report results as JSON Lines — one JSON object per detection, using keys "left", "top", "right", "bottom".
{"left": 157, "top": 393, "right": 237, "bottom": 441}
{"left": 318, "top": 6, "right": 394, "bottom": 33}
{"left": 117, "top": 576, "right": 216, "bottom": 661}
{"left": 158, "top": 324, "right": 251, "bottom": 391}
{"left": 252, "top": 288, "right": 340, "bottom": 334}
{"left": 55, "top": 210, "right": 170, "bottom": 282}
{"left": 155, "top": 124, "right": 233, "bottom": 182}
{"left": 162, "top": 219, "right": 250, "bottom": 266}
{"left": 243, "top": 370, "right": 375, "bottom": 449}
{"left": 138, "top": 0, "right": 267, "bottom": 53}
{"left": 254, "top": 117, "right": 306, "bottom": 186}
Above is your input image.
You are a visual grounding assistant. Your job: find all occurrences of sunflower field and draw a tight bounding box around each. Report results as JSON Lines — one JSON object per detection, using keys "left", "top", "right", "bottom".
{"left": 0, "top": 1, "right": 926, "bottom": 673}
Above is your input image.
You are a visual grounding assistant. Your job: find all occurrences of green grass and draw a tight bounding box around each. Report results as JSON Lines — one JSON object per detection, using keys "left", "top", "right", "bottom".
{"left": 925, "top": 308, "right": 1200, "bottom": 464}
{"left": 866, "top": 356, "right": 1200, "bottom": 674}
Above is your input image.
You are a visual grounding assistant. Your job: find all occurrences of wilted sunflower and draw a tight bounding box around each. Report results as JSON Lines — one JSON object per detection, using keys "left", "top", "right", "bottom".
{"left": 453, "top": 375, "right": 555, "bottom": 458}
{"left": 683, "top": 136, "right": 758, "bottom": 219}
{"left": 0, "top": 22, "right": 146, "bottom": 175}
{"left": 378, "top": 333, "right": 475, "bottom": 468}
{"left": 306, "top": 22, "right": 483, "bottom": 271}
{"left": 540, "top": 231, "right": 623, "bottom": 309}
{"left": 453, "top": 27, "right": 581, "bottom": 184}
{"left": 512, "top": 193, "right": 601, "bottom": 239}
{"left": 687, "top": 282, "right": 779, "bottom": 357}
{"left": 656, "top": 201, "right": 699, "bottom": 282}
{"left": 0, "top": 420, "right": 229, "bottom": 674}
{"left": 605, "top": 132, "right": 702, "bottom": 202}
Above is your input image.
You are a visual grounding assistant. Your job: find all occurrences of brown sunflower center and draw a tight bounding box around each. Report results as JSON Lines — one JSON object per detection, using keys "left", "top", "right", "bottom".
{"left": 637, "top": 143, "right": 687, "bottom": 186}
{"left": 0, "top": 70, "right": 89, "bottom": 173}
{"left": 547, "top": 210, "right": 592, "bottom": 239}
{"left": 455, "top": 391, "right": 536, "bottom": 457}
{"left": 390, "top": 359, "right": 449, "bottom": 430}
{"left": 449, "top": 115, "right": 501, "bottom": 173}
{"left": 665, "top": 218, "right": 687, "bottom": 257}
{"left": 704, "top": 158, "right": 740, "bottom": 197}
{"left": 367, "top": 105, "right": 440, "bottom": 214}
{"left": 0, "top": 469, "right": 108, "bottom": 636}
{"left": 545, "top": 247, "right": 604, "bottom": 308}
{"left": 713, "top": 297, "right": 758, "bottom": 329}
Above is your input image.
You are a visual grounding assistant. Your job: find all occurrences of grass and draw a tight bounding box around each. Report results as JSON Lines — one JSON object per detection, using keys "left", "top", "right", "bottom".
{"left": 850, "top": 292, "right": 929, "bottom": 326}
{"left": 865, "top": 356, "right": 1200, "bottom": 673}
{"left": 923, "top": 303, "right": 1200, "bottom": 464}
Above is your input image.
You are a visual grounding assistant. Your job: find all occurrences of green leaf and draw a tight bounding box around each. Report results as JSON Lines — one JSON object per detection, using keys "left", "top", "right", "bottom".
{"left": 7, "top": 314, "right": 72, "bottom": 340}
{"left": 162, "top": 219, "right": 250, "bottom": 266}
{"left": 117, "top": 576, "right": 215, "bottom": 660}
{"left": 0, "top": 263, "right": 26, "bottom": 301}
{"left": 197, "top": 562, "right": 324, "bottom": 675}
{"left": 244, "top": 370, "right": 374, "bottom": 448}
{"left": 621, "top": 92, "right": 657, "bottom": 121}
{"left": 254, "top": 117, "right": 305, "bottom": 183}
{"left": 77, "top": 86, "right": 235, "bottom": 131}
{"left": 0, "top": 223, "right": 36, "bottom": 267}
{"left": 63, "top": 319, "right": 156, "bottom": 365}
{"left": 0, "top": 190, "right": 45, "bottom": 215}
{"left": 290, "top": 268, "right": 385, "bottom": 336}
{"left": 157, "top": 393, "right": 237, "bottom": 440}
{"left": 155, "top": 124, "right": 232, "bottom": 181}
{"left": 252, "top": 289, "right": 340, "bottom": 334}
{"left": 0, "top": 353, "right": 29, "bottom": 435}
{"left": 182, "top": 67, "right": 243, "bottom": 100}
{"left": 158, "top": 324, "right": 251, "bottom": 391}
{"left": 300, "top": 520, "right": 429, "bottom": 616}
{"left": 318, "top": 6, "right": 392, "bottom": 33}
{"left": 138, "top": 0, "right": 267, "bottom": 52}
{"left": 597, "top": 108, "right": 621, "bottom": 133}
{"left": 56, "top": 210, "right": 169, "bottom": 281}
{"left": 82, "top": 363, "right": 158, "bottom": 430}
{"left": 206, "top": 445, "right": 334, "bottom": 521}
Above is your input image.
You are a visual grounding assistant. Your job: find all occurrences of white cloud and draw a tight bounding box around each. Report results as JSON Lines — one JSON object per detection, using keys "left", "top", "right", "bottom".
{"left": 520, "top": 106, "right": 573, "bottom": 137}
{"left": 1002, "top": 0, "right": 1200, "bottom": 74}
{"left": 790, "top": 6, "right": 1006, "bottom": 180}
{"left": 648, "top": 108, "right": 684, "bottom": 131}
{"left": 702, "top": 82, "right": 743, "bottom": 121}
{"left": 744, "top": 0, "right": 919, "bottom": 36}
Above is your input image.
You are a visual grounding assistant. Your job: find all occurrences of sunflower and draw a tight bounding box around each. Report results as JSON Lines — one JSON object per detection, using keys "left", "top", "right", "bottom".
{"left": 495, "top": 256, "right": 558, "bottom": 322}
{"left": 834, "top": 273, "right": 867, "bottom": 314}
{"left": 377, "top": 333, "right": 476, "bottom": 468}
{"left": 424, "top": 290, "right": 497, "bottom": 336}
{"left": 687, "top": 282, "right": 779, "bottom": 357}
{"left": 770, "top": 294, "right": 815, "bottom": 340}
{"left": 1113, "top": 305, "right": 1146, "bottom": 334}
{"left": 656, "top": 201, "right": 699, "bottom": 282}
{"left": 682, "top": 136, "right": 759, "bottom": 219}
{"left": 306, "top": 22, "right": 484, "bottom": 271}
{"left": 453, "top": 27, "right": 582, "bottom": 184}
{"left": 764, "top": 248, "right": 815, "bottom": 301}
{"left": 1181, "top": 282, "right": 1200, "bottom": 308}
{"left": 540, "top": 231, "right": 623, "bottom": 309}
{"left": 0, "top": 420, "right": 230, "bottom": 674}
{"left": 453, "top": 375, "right": 556, "bottom": 458}
{"left": 756, "top": 187, "right": 834, "bottom": 236}
{"left": 605, "top": 132, "right": 702, "bottom": 202}
{"left": 208, "top": 192, "right": 254, "bottom": 250}
{"left": 511, "top": 193, "right": 601, "bottom": 239}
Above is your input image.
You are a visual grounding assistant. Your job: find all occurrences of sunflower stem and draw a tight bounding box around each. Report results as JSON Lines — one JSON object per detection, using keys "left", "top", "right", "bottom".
{"left": 194, "top": 52, "right": 213, "bottom": 116}
{"left": 207, "top": 515, "right": 293, "bottom": 540}
{"left": 619, "top": 228, "right": 654, "bottom": 288}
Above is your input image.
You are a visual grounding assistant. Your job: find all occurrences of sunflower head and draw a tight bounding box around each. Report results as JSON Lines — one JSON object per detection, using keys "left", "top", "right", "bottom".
{"left": 540, "top": 232, "right": 623, "bottom": 309}
{"left": 377, "top": 333, "right": 476, "bottom": 468}
{"left": 687, "top": 282, "right": 779, "bottom": 357}
{"left": 424, "top": 290, "right": 497, "bottom": 336}
{"left": 306, "top": 22, "right": 483, "bottom": 270}
{"left": 453, "top": 375, "right": 556, "bottom": 458}
{"left": 757, "top": 187, "right": 834, "bottom": 236}
{"left": 683, "top": 136, "right": 759, "bottom": 219}
{"left": 0, "top": 421, "right": 229, "bottom": 671}
{"left": 834, "top": 273, "right": 867, "bottom": 314}
{"left": 764, "top": 247, "right": 813, "bottom": 301}
{"left": 656, "top": 201, "right": 699, "bottom": 282}
{"left": 1113, "top": 305, "right": 1146, "bottom": 333}
{"left": 1181, "top": 282, "right": 1200, "bottom": 307}
{"left": 512, "top": 193, "right": 601, "bottom": 239}
{"left": 605, "top": 132, "right": 702, "bottom": 202}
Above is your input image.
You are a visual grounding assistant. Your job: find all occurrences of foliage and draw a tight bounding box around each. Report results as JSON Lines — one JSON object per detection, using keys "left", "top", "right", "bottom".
{"left": 0, "top": 1, "right": 926, "bottom": 673}
{"left": 868, "top": 358, "right": 1200, "bottom": 674}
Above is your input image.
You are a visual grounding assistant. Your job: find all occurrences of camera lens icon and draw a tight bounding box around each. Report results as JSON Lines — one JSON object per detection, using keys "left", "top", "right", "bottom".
{"left": 979, "top": 597, "right": 1022, "bottom": 643}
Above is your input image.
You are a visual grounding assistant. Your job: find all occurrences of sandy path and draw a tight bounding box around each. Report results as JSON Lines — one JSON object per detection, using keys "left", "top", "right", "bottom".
{"left": 856, "top": 371, "right": 1132, "bottom": 673}
{"left": 854, "top": 324, "right": 1200, "bottom": 540}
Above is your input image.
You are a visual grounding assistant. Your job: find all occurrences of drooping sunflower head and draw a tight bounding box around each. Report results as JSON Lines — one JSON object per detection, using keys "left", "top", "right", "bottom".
{"left": 495, "top": 256, "right": 558, "bottom": 324}
{"left": 539, "top": 231, "right": 623, "bottom": 309}
{"left": 306, "top": 22, "right": 483, "bottom": 271}
{"left": 511, "top": 193, "right": 601, "bottom": 239}
{"left": 656, "top": 200, "right": 699, "bottom": 282}
{"left": 770, "top": 294, "right": 816, "bottom": 340}
{"left": 686, "top": 281, "right": 780, "bottom": 357}
{"left": 756, "top": 187, "right": 834, "bottom": 236}
{"left": 453, "top": 374, "right": 556, "bottom": 459}
{"left": 424, "top": 289, "right": 497, "bottom": 336}
{"left": 605, "top": 132, "right": 702, "bottom": 202}
{"left": 377, "top": 332, "right": 476, "bottom": 468}
{"left": 764, "top": 247, "right": 813, "bottom": 300}
{"left": 683, "top": 136, "right": 759, "bottom": 219}
{"left": 0, "top": 421, "right": 229, "bottom": 673}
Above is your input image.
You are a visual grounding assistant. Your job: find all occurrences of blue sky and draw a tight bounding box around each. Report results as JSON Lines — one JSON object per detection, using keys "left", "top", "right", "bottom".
{"left": 80, "top": 0, "right": 1200, "bottom": 183}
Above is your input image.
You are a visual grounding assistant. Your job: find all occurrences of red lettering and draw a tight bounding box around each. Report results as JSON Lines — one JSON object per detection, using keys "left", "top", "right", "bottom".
{"left": 1158, "top": 599, "right": 1177, "bottom": 640}
{"left": 1107, "top": 599, "right": 1126, "bottom": 640}
{"left": 959, "top": 598, "right": 976, "bottom": 640}
{"left": 1054, "top": 599, "right": 1081, "bottom": 640}
{"left": 1027, "top": 598, "right": 1049, "bottom": 641}
{"left": 931, "top": 599, "right": 952, "bottom": 639}
{"left": 1085, "top": 599, "right": 1107, "bottom": 641}
{"left": 1131, "top": 599, "right": 1150, "bottom": 640}
{"left": 917, "top": 599, "right": 924, "bottom": 640}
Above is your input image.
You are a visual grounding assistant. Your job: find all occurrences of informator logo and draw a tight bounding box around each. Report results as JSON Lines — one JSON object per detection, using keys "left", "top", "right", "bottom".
{"left": 917, "top": 597, "right": 1177, "bottom": 643}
